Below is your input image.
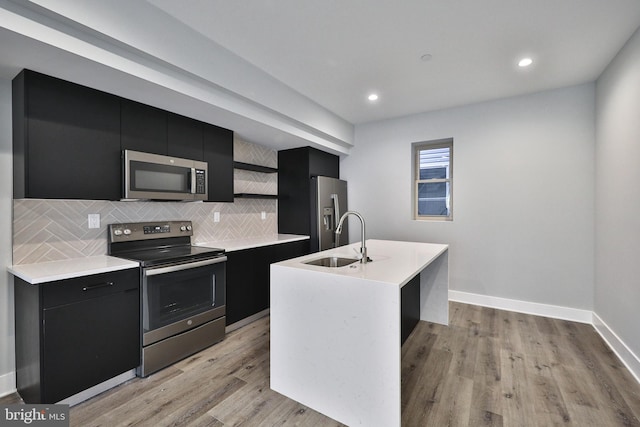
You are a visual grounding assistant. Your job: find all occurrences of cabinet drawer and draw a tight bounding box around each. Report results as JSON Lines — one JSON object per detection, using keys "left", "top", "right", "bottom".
{"left": 42, "top": 268, "right": 139, "bottom": 309}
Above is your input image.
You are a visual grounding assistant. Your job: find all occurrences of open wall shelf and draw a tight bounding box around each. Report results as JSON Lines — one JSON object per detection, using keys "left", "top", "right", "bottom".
{"left": 233, "top": 193, "right": 278, "bottom": 199}
{"left": 233, "top": 162, "right": 278, "bottom": 174}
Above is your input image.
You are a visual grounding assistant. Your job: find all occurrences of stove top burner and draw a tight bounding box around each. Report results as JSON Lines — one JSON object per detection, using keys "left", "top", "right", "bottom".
{"left": 107, "top": 221, "right": 224, "bottom": 267}
{"left": 114, "top": 245, "right": 225, "bottom": 267}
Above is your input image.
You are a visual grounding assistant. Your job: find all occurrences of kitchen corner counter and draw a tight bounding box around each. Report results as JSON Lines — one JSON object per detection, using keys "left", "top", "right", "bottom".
{"left": 198, "top": 234, "right": 309, "bottom": 252}
{"left": 8, "top": 256, "right": 140, "bottom": 284}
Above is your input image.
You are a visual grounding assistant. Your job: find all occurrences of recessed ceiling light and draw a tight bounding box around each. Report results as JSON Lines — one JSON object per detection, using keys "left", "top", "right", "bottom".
{"left": 368, "top": 93, "right": 379, "bottom": 101}
{"left": 518, "top": 57, "right": 533, "bottom": 67}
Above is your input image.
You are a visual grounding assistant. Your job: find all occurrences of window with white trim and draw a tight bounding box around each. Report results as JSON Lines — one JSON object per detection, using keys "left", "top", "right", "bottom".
{"left": 413, "top": 139, "right": 453, "bottom": 220}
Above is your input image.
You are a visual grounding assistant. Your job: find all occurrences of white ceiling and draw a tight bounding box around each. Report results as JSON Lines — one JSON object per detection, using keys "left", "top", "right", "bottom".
{"left": 1, "top": 1, "right": 639, "bottom": 152}
{"left": 148, "top": 0, "right": 640, "bottom": 124}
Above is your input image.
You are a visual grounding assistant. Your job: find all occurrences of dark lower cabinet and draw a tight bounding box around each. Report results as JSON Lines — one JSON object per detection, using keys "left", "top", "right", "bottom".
{"left": 14, "top": 269, "right": 140, "bottom": 404}
{"left": 225, "top": 246, "right": 269, "bottom": 325}
{"left": 226, "top": 240, "right": 309, "bottom": 325}
{"left": 401, "top": 274, "right": 421, "bottom": 345}
{"left": 275, "top": 239, "right": 310, "bottom": 262}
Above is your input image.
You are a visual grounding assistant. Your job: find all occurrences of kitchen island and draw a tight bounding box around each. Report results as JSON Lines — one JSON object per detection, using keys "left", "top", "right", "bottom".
{"left": 270, "top": 239, "right": 449, "bottom": 427}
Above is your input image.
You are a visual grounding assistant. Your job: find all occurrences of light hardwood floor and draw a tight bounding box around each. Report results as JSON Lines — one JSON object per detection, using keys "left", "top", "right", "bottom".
{"left": 2, "top": 302, "right": 640, "bottom": 426}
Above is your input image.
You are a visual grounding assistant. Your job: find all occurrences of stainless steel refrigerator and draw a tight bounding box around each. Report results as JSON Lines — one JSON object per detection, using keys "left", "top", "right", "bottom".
{"left": 310, "top": 176, "right": 348, "bottom": 251}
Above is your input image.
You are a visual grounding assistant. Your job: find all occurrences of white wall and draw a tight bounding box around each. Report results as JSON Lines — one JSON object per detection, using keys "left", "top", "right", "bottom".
{"left": 595, "top": 27, "right": 640, "bottom": 361}
{"left": 343, "top": 84, "right": 595, "bottom": 310}
{"left": 0, "top": 78, "right": 15, "bottom": 395}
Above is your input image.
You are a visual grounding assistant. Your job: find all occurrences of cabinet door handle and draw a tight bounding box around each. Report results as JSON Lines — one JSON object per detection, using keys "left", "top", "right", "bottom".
{"left": 82, "top": 281, "right": 114, "bottom": 291}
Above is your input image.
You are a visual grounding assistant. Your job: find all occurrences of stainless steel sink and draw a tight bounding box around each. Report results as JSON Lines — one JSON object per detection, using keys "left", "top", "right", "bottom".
{"left": 304, "top": 256, "right": 359, "bottom": 267}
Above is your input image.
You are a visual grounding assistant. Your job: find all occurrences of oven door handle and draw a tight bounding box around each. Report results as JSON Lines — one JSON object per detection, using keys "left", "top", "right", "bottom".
{"left": 144, "top": 256, "right": 227, "bottom": 276}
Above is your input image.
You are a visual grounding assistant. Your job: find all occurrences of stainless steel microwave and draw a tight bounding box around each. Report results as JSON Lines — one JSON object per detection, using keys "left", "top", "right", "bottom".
{"left": 123, "top": 150, "right": 208, "bottom": 201}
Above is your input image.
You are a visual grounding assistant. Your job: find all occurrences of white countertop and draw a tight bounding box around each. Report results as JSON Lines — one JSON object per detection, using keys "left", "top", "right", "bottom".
{"left": 198, "top": 234, "right": 309, "bottom": 252}
{"left": 8, "top": 256, "right": 140, "bottom": 284}
{"left": 274, "top": 239, "right": 448, "bottom": 287}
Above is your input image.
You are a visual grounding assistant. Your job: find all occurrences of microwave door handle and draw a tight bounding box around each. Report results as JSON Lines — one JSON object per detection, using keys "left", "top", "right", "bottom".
{"left": 190, "top": 167, "right": 196, "bottom": 194}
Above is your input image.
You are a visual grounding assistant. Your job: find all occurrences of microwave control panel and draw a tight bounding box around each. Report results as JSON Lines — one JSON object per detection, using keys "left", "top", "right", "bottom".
{"left": 195, "top": 169, "right": 206, "bottom": 194}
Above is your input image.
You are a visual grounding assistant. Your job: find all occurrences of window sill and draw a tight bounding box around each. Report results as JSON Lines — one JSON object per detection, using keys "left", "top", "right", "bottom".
{"left": 414, "top": 216, "right": 453, "bottom": 222}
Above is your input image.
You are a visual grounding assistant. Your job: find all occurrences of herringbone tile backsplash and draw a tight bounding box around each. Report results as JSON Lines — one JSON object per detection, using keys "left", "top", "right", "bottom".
{"left": 12, "top": 138, "right": 280, "bottom": 265}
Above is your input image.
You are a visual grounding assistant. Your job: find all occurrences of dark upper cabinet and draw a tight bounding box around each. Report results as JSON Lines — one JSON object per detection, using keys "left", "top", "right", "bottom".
{"left": 12, "top": 69, "right": 234, "bottom": 202}
{"left": 204, "top": 124, "right": 234, "bottom": 202}
{"left": 121, "top": 99, "right": 168, "bottom": 155}
{"left": 308, "top": 148, "right": 340, "bottom": 178}
{"left": 277, "top": 146, "right": 339, "bottom": 236}
{"left": 168, "top": 113, "right": 204, "bottom": 161}
{"left": 13, "top": 70, "right": 121, "bottom": 200}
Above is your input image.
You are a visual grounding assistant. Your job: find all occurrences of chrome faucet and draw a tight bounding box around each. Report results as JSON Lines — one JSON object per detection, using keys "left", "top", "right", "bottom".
{"left": 335, "top": 211, "right": 370, "bottom": 263}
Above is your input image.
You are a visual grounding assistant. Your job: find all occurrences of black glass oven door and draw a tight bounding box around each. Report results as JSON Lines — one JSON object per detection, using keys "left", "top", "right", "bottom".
{"left": 142, "top": 257, "right": 226, "bottom": 338}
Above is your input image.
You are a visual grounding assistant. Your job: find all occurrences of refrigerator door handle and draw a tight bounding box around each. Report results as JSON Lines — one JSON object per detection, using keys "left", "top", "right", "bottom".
{"left": 331, "top": 193, "right": 340, "bottom": 247}
{"left": 331, "top": 193, "right": 340, "bottom": 226}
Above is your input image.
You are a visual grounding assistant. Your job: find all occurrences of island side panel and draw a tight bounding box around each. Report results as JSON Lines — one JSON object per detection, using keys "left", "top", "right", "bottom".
{"left": 419, "top": 249, "right": 449, "bottom": 325}
{"left": 270, "top": 265, "right": 402, "bottom": 427}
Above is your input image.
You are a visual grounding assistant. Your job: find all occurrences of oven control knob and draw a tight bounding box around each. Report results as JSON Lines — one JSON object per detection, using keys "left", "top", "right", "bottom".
{"left": 113, "top": 229, "right": 123, "bottom": 236}
{"left": 180, "top": 226, "right": 187, "bottom": 232}
{"left": 123, "top": 228, "right": 132, "bottom": 235}
{"left": 186, "top": 225, "right": 192, "bottom": 231}
{"left": 187, "top": 319, "right": 193, "bottom": 326}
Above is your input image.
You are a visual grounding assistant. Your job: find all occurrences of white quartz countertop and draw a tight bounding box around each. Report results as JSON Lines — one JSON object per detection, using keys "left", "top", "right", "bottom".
{"left": 198, "top": 234, "right": 309, "bottom": 252}
{"left": 8, "top": 256, "right": 140, "bottom": 284}
{"left": 274, "top": 239, "right": 448, "bottom": 287}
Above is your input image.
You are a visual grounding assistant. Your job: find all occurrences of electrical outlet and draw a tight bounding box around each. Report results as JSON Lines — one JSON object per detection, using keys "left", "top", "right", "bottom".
{"left": 88, "top": 214, "right": 100, "bottom": 229}
{"left": 261, "top": 211, "right": 266, "bottom": 220}
{"left": 213, "top": 212, "right": 220, "bottom": 223}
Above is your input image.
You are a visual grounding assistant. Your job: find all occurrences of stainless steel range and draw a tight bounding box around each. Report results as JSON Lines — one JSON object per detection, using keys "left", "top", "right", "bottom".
{"left": 108, "top": 220, "right": 226, "bottom": 377}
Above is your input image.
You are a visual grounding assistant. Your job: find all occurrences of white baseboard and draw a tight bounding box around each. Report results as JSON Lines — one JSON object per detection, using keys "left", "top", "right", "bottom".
{"left": 0, "top": 371, "right": 16, "bottom": 398}
{"left": 449, "top": 290, "right": 593, "bottom": 323}
{"left": 592, "top": 312, "right": 640, "bottom": 385}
